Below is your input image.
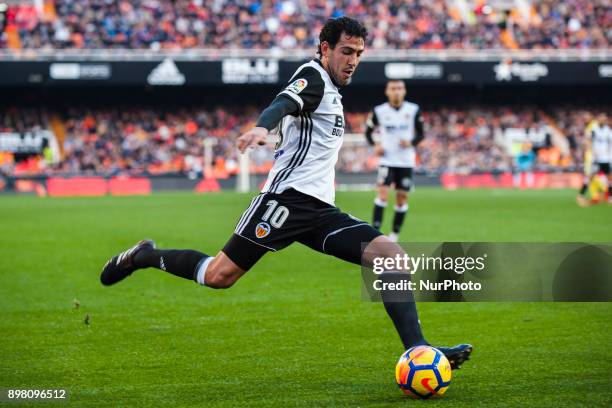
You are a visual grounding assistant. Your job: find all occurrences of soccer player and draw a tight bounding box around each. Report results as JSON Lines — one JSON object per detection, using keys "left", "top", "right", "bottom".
{"left": 514, "top": 143, "right": 536, "bottom": 188}
{"left": 364, "top": 80, "right": 424, "bottom": 242}
{"left": 577, "top": 113, "right": 611, "bottom": 206}
{"left": 100, "top": 18, "right": 471, "bottom": 368}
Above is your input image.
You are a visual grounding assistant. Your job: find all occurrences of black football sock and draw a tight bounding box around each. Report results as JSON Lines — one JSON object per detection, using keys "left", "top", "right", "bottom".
{"left": 579, "top": 183, "right": 588, "bottom": 195}
{"left": 372, "top": 198, "right": 387, "bottom": 230}
{"left": 134, "top": 248, "right": 209, "bottom": 281}
{"left": 380, "top": 272, "right": 427, "bottom": 349}
{"left": 392, "top": 204, "right": 408, "bottom": 234}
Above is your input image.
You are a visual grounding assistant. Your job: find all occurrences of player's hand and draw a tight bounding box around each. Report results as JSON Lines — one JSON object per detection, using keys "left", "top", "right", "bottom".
{"left": 237, "top": 126, "right": 269, "bottom": 153}
{"left": 374, "top": 144, "right": 384, "bottom": 156}
{"left": 399, "top": 140, "right": 411, "bottom": 148}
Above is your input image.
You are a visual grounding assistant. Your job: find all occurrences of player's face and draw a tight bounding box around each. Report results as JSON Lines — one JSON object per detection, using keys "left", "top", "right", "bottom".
{"left": 322, "top": 33, "right": 365, "bottom": 86}
{"left": 597, "top": 113, "right": 607, "bottom": 124}
{"left": 385, "top": 81, "right": 406, "bottom": 105}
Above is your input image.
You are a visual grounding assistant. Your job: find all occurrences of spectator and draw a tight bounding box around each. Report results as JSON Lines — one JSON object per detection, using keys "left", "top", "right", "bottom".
{"left": 2, "top": 104, "right": 608, "bottom": 176}
{"left": 2, "top": 0, "right": 608, "bottom": 50}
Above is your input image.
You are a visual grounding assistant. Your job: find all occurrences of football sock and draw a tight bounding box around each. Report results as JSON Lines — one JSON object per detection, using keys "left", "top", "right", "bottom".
{"left": 579, "top": 183, "right": 588, "bottom": 195}
{"left": 392, "top": 204, "right": 408, "bottom": 234}
{"left": 134, "top": 248, "right": 209, "bottom": 281}
{"left": 372, "top": 198, "right": 387, "bottom": 230}
{"left": 380, "top": 272, "right": 427, "bottom": 349}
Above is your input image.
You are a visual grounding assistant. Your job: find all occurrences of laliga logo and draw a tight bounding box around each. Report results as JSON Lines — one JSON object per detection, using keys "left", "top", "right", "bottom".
{"left": 494, "top": 60, "right": 548, "bottom": 82}
{"left": 287, "top": 78, "right": 308, "bottom": 94}
{"left": 255, "top": 222, "right": 271, "bottom": 238}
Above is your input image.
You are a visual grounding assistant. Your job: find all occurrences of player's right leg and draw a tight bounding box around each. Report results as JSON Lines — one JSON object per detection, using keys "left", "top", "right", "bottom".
{"left": 100, "top": 194, "right": 272, "bottom": 288}
{"left": 389, "top": 189, "right": 408, "bottom": 243}
{"left": 99, "top": 235, "right": 265, "bottom": 288}
{"left": 100, "top": 189, "right": 315, "bottom": 288}
{"left": 577, "top": 160, "right": 598, "bottom": 206}
{"left": 603, "top": 163, "right": 612, "bottom": 203}
{"left": 577, "top": 174, "right": 591, "bottom": 207}
{"left": 372, "top": 166, "right": 391, "bottom": 230}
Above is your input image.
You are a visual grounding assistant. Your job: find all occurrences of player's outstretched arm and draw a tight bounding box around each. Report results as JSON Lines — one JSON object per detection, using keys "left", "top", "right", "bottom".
{"left": 237, "top": 95, "right": 299, "bottom": 153}
{"left": 237, "top": 66, "right": 324, "bottom": 153}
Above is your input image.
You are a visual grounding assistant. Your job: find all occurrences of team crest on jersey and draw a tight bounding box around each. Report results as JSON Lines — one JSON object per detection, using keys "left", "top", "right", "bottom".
{"left": 286, "top": 78, "right": 308, "bottom": 94}
{"left": 255, "top": 222, "right": 271, "bottom": 238}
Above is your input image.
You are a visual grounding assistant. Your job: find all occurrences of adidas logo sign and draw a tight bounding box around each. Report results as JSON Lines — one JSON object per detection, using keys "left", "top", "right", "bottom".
{"left": 160, "top": 257, "right": 167, "bottom": 271}
{"left": 147, "top": 58, "right": 186, "bottom": 86}
{"left": 332, "top": 97, "right": 338, "bottom": 104}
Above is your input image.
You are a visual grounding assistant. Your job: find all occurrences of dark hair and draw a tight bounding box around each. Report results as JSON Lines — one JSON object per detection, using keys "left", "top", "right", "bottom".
{"left": 317, "top": 17, "right": 368, "bottom": 56}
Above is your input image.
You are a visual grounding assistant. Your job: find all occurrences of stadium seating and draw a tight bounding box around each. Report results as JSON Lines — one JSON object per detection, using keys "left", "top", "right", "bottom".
{"left": 1, "top": 0, "right": 609, "bottom": 50}
{"left": 0, "top": 105, "right": 601, "bottom": 177}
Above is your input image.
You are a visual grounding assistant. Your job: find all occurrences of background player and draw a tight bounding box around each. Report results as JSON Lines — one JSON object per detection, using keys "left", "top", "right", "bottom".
{"left": 577, "top": 113, "right": 611, "bottom": 206}
{"left": 365, "top": 80, "right": 425, "bottom": 242}
{"left": 514, "top": 142, "right": 536, "bottom": 188}
{"left": 99, "top": 17, "right": 472, "bottom": 369}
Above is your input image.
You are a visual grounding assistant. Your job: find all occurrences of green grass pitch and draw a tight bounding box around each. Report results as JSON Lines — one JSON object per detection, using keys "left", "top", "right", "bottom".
{"left": 0, "top": 188, "right": 611, "bottom": 407}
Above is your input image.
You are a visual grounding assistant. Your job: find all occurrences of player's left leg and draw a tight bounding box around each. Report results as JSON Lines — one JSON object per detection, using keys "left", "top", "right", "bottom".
{"left": 99, "top": 235, "right": 266, "bottom": 289}
{"left": 389, "top": 189, "right": 408, "bottom": 243}
{"left": 131, "top": 239, "right": 260, "bottom": 289}
{"left": 604, "top": 163, "right": 612, "bottom": 203}
{"left": 299, "top": 211, "right": 472, "bottom": 368}
{"left": 388, "top": 167, "right": 412, "bottom": 242}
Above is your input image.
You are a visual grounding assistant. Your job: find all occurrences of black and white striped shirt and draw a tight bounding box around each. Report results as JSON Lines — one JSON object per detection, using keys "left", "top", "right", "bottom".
{"left": 262, "top": 59, "right": 345, "bottom": 205}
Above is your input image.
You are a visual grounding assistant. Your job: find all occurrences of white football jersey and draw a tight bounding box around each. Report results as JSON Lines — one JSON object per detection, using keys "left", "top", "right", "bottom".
{"left": 591, "top": 123, "right": 611, "bottom": 163}
{"left": 371, "top": 101, "right": 420, "bottom": 168}
{"left": 262, "top": 59, "right": 344, "bottom": 205}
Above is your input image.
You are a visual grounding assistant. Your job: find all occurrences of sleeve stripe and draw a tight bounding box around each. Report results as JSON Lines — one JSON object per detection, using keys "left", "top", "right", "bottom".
{"left": 278, "top": 90, "right": 304, "bottom": 110}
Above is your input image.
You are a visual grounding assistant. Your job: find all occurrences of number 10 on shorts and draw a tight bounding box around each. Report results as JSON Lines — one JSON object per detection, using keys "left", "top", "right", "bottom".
{"left": 262, "top": 200, "right": 290, "bottom": 228}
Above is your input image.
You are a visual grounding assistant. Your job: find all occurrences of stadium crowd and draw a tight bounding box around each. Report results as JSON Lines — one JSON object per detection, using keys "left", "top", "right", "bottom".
{"left": 1, "top": 104, "right": 605, "bottom": 177}
{"left": 1, "top": 0, "right": 609, "bottom": 50}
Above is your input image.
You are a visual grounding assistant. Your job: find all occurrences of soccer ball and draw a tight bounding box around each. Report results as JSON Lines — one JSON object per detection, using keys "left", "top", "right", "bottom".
{"left": 395, "top": 345, "right": 451, "bottom": 399}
